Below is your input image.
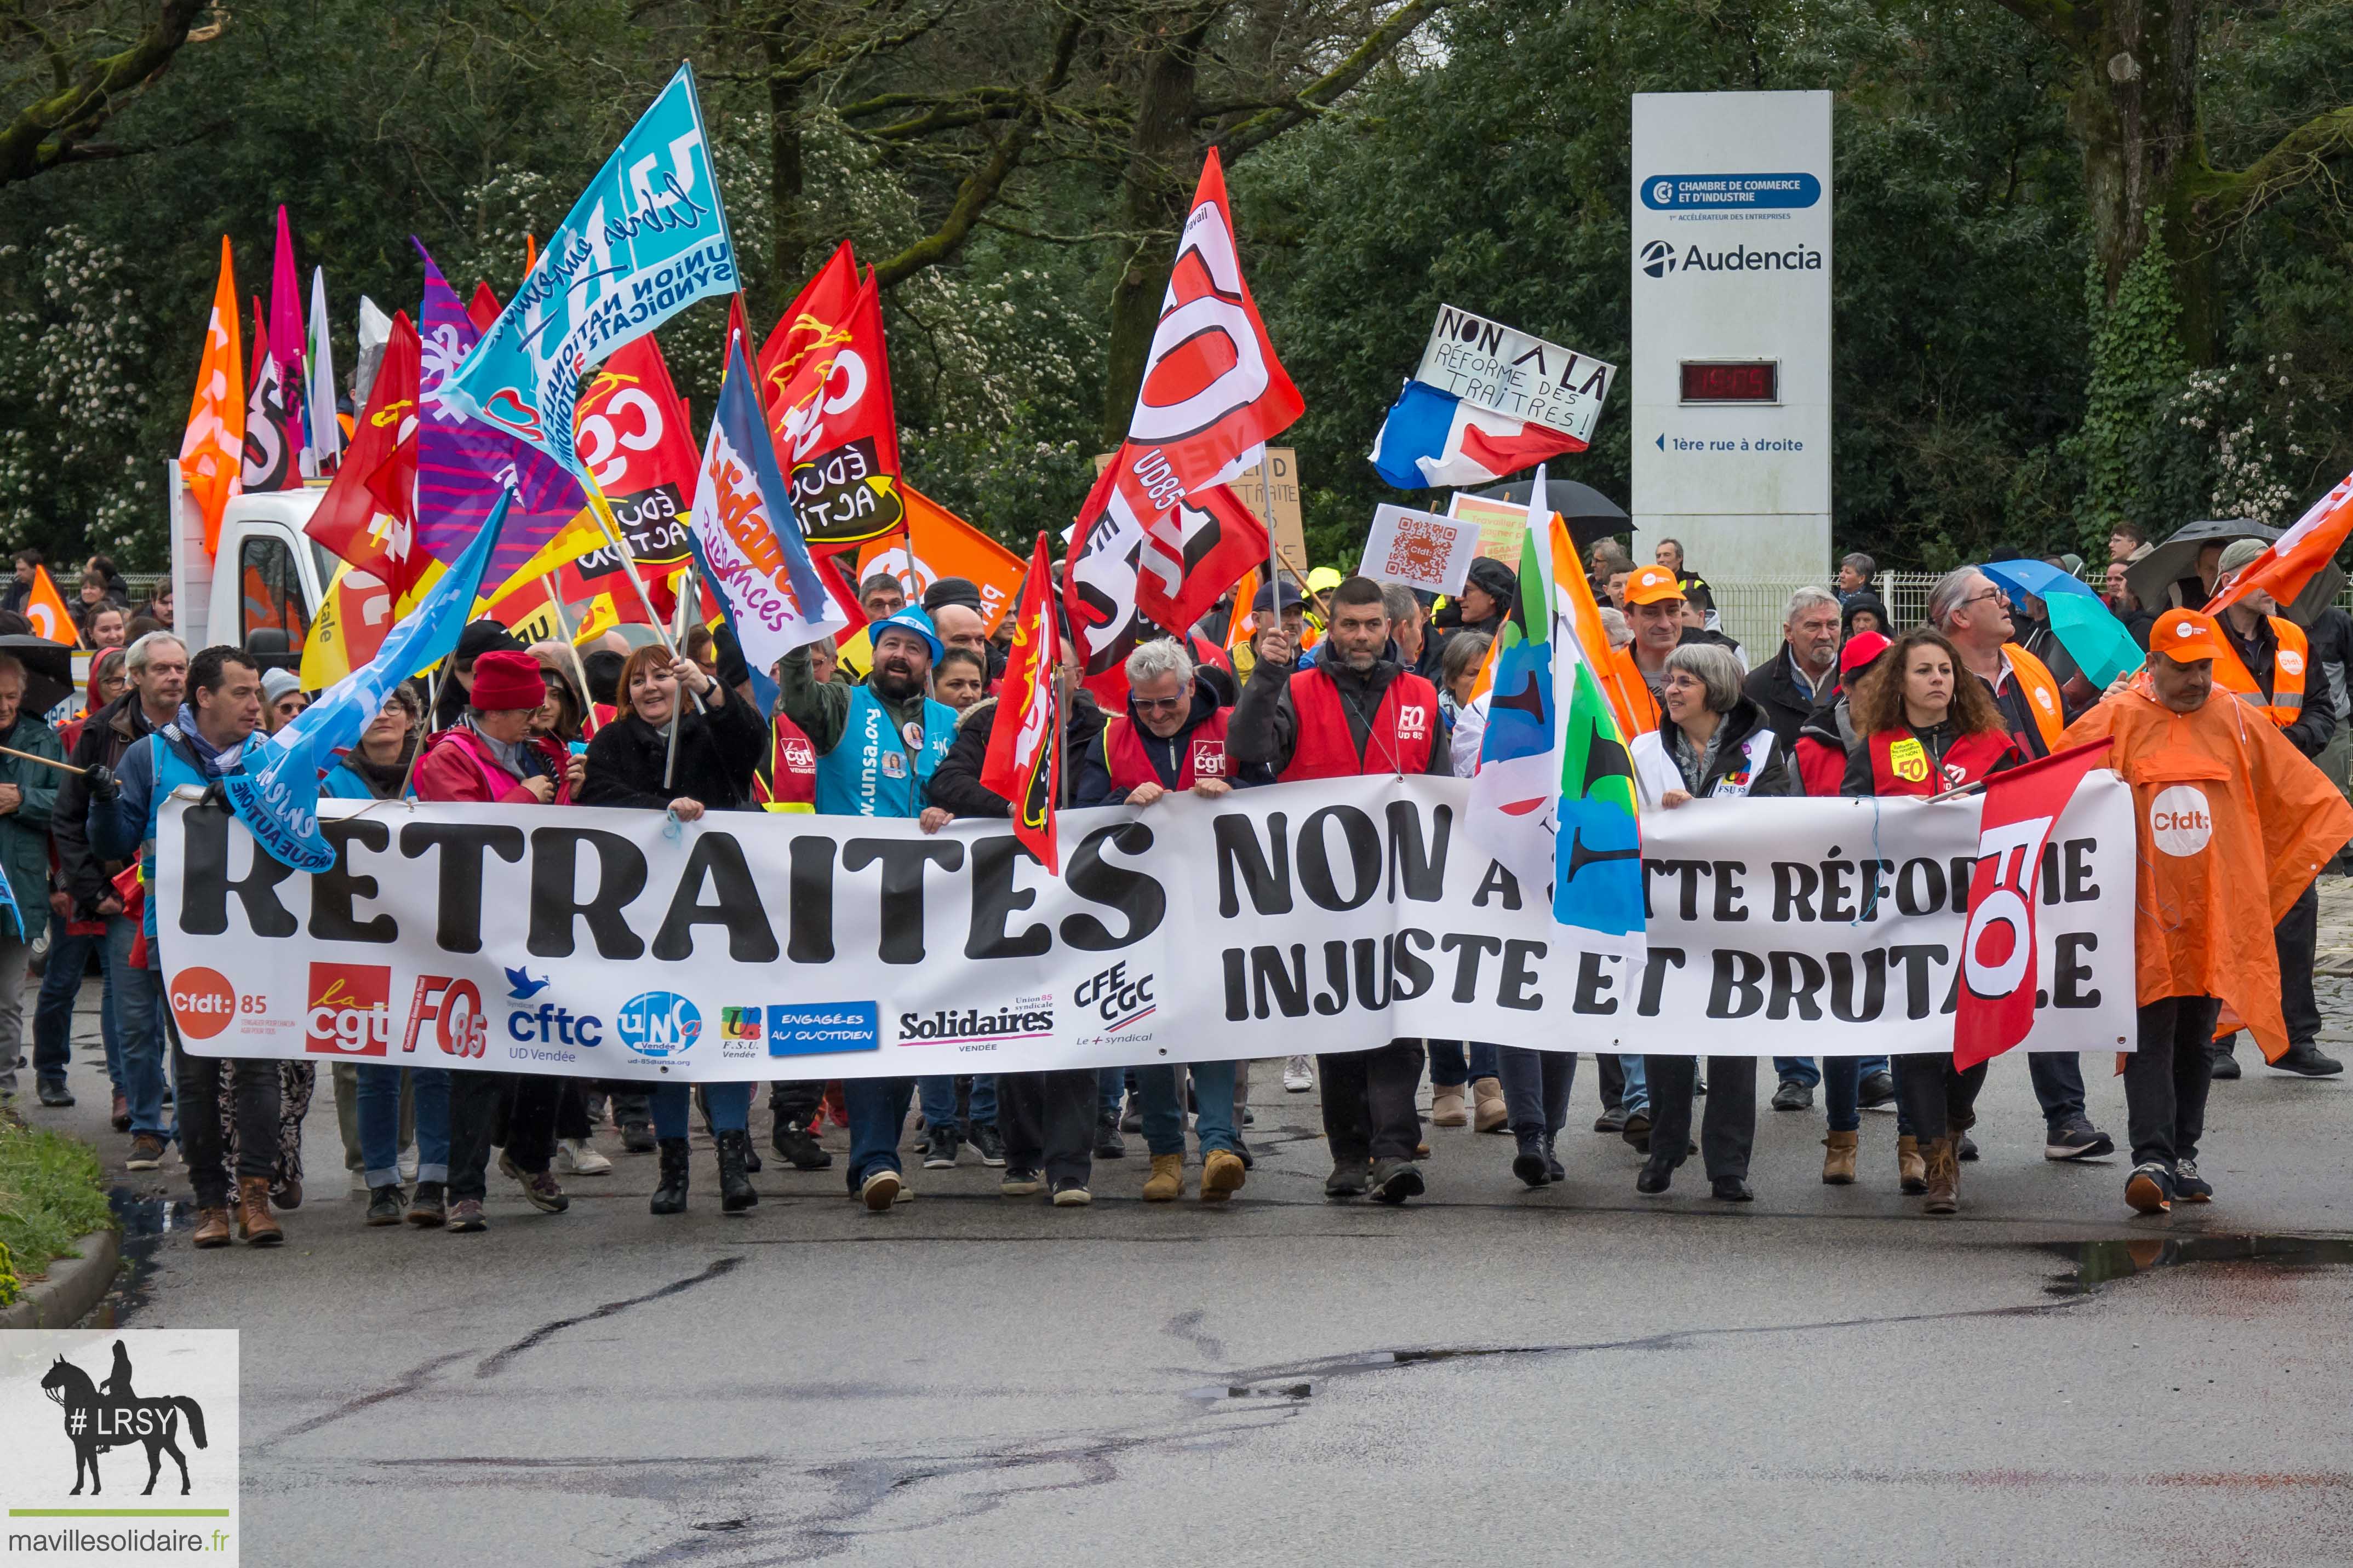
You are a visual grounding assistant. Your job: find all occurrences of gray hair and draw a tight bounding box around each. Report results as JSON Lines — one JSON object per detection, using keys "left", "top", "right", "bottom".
{"left": 124, "top": 630, "right": 187, "bottom": 674}
{"left": 1440, "top": 630, "right": 1492, "bottom": 689}
{"left": 1379, "top": 583, "right": 1420, "bottom": 624}
{"left": 0, "top": 652, "right": 22, "bottom": 691}
{"left": 1664, "top": 641, "right": 1745, "bottom": 713}
{"left": 1123, "top": 636, "right": 1193, "bottom": 688}
{"left": 1841, "top": 552, "right": 1876, "bottom": 577}
{"left": 1925, "top": 567, "right": 1986, "bottom": 631}
{"left": 1783, "top": 585, "right": 1839, "bottom": 626}
{"left": 1597, "top": 606, "right": 1633, "bottom": 649}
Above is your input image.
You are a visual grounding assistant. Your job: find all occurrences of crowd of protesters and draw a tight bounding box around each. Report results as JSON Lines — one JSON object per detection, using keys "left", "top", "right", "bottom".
{"left": 5, "top": 522, "right": 2348, "bottom": 1248}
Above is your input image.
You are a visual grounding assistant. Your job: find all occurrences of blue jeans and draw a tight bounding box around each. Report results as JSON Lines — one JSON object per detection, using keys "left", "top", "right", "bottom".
{"left": 1777, "top": 1056, "right": 1891, "bottom": 1093}
{"left": 358, "top": 1065, "right": 448, "bottom": 1188}
{"left": 917, "top": 1074, "right": 998, "bottom": 1139}
{"left": 2028, "top": 1052, "right": 2086, "bottom": 1128}
{"left": 1135, "top": 1061, "right": 1241, "bottom": 1157}
{"left": 844, "top": 1076, "right": 914, "bottom": 1186}
{"left": 1098, "top": 1067, "right": 1124, "bottom": 1118}
{"left": 32, "top": 922, "right": 120, "bottom": 1088}
{"left": 1428, "top": 1039, "right": 1501, "bottom": 1088}
{"left": 113, "top": 947, "right": 170, "bottom": 1139}
{"left": 1619, "top": 1054, "right": 1649, "bottom": 1116}
{"left": 656, "top": 1082, "right": 749, "bottom": 1138}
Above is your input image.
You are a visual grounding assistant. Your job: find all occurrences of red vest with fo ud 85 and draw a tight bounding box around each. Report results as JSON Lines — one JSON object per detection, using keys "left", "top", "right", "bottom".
{"left": 1278, "top": 668, "right": 1440, "bottom": 782}
{"left": 1103, "top": 709, "right": 1233, "bottom": 793}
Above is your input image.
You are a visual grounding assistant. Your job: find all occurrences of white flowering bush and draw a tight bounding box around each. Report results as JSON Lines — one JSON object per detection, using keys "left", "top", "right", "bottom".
{"left": 0, "top": 226, "right": 156, "bottom": 561}
{"left": 2173, "top": 355, "right": 2331, "bottom": 524}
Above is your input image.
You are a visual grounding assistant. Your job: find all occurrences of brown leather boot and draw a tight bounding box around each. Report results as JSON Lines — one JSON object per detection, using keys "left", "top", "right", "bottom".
{"left": 1820, "top": 1130, "right": 1858, "bottom": 1185}
{"left": 1922, "top": 1137, "right": 1960, "bottom": 1215}
{"left": 1897, "top": 1134, "right": 1927, "bottom": 1194}
{"left": 192, "top": 1207, "right": 232, "bottom": 1249}
{"left": 237, "top": 1176, "right": 284, "bottom": 1247}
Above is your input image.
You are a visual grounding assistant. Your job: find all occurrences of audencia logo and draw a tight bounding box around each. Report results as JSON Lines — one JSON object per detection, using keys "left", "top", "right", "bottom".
{"left": 1640, "top": 242, "right": 1824, "bottom": 279}
{"left": 38, "top": 1339, "right": 208, "bottom": 1497}
{"left": 617, "top": 991, "right": 702, "bottom": 1058}
{"left": 1640, "top": 239, "right": 1676, "bottom": 278}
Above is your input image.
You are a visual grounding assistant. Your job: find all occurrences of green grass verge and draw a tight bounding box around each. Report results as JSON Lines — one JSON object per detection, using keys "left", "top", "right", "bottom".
{"left": 0, "top": 1121, "right": 117, "bottom": 1305}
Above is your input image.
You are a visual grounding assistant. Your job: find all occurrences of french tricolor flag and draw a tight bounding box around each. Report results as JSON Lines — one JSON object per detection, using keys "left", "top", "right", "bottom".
{"left": 1369, "top": 379, "right": 1589, "bottom": 490}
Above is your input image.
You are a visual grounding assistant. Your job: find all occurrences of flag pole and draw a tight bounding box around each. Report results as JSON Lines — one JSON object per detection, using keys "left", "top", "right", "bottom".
{"left": 397, "top": 670, "right": 439, "bottom": 800}
{"left": 0, "top": 744, "right": 84, "bottom": 776}
{"left": 662, "top": 561, "right": 695, "bottom": 792}
{"left": 1258, "top": 451, "right": 1280, "bottom": 627}
{"left": 539, "top": 573, "right": 599, "bottom": 723}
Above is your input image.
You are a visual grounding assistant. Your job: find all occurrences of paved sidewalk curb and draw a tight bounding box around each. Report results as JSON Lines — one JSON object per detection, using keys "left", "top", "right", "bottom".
{"left": 0, "top": 1227, "right": 121, "bottom": 1331}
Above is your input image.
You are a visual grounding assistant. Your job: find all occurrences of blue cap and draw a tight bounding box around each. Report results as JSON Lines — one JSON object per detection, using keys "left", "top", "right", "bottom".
{"left": 869, "top": 605, "right": 945, "bottom": 663}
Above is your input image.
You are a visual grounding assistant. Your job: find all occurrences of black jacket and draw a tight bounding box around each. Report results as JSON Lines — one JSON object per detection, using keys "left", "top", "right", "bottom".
{"left": 2303, "top": 605, "right": 2353, "bottom": 722}
{"left": 1662, "top": 696, "right": 1797, "bottom": 798}
{"left": 928, "top": 691, "right": 1107, "bottom": 819}
{"left": 1228, "top": 652, "right": 1453, "bottom": 777}
{"left": 54, "top": 694, "right": 160, "bottom": 917}
{"left": 577, "top": 683, "right": 769, "bottom": 812}
{"left": 1742, "top": 642, "right": 1836, "bottom": 758}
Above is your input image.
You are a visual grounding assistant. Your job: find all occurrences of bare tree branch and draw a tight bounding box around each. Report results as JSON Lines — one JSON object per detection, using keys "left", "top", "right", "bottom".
{"left": 1211, "top": 0, "right": 1450, "bottom": 162}
{"left": 2189, "top": 102, "right": 2353, "bottom": 234}
{"left": 0, "top": 0, "right": 219, "bottom": 188}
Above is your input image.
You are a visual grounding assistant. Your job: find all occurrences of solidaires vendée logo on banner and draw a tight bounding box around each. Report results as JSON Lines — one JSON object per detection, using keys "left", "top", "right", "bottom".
{"left": 2, "top": 1330, "right": 241, "bottom": 1564}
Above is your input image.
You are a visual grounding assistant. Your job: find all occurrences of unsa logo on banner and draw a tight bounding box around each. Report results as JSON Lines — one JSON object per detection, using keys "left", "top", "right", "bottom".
{"left": 2149, "top": 784, "right": 2214, "bottom": 857}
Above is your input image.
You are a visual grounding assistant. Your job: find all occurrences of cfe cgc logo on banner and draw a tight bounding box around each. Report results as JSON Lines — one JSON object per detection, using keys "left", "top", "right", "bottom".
{"left": 1, "top": 1330, "right": 239, "bottom": 1564}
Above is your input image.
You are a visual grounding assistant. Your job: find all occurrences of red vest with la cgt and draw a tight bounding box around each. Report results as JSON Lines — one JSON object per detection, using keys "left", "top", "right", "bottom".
{"left": 1279, "top": 668, "right": 1440, "bottom": 782}
{"left": 1103, "top": 709, "right": 1233, "bottom": 792}
{"left": 1867, "top": 727, "right": 2017, "bottom": 797}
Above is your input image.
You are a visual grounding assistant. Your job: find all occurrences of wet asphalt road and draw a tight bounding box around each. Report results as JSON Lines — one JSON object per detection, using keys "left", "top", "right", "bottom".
{"left": 29, "top": 983, "right": 2353, "bottom": 1567}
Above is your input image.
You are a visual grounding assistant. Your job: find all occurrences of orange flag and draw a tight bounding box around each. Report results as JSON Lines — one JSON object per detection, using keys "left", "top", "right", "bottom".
{"left": 852, "top": 484, "right": 1027, "bottom": 632}
{"left": 1224, "top": 567, "right": 1260, "bottom": 658}
{"left": 24, "top": 566, "right": 78, "bottom": 646}
{"left": 2207, "top": 468, "right": 2353, "bottom": 617}
{"left": 177, "top": 237, "right": 245, "bottom": 553}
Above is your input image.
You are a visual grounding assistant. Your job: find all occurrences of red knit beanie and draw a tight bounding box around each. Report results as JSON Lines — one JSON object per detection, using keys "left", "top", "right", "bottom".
{"left": 468, "top": 649, "right": 548, "bottom": 713}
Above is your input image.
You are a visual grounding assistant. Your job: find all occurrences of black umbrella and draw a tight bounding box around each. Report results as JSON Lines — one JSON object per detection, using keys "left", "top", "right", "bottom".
{"left": 2124, "top": 518, "right": 2346, "bottom": 625}
{"left": 0, "top": 635, "right": 78, "bottom": 715}
{"left": 1472, "top": 475, "right": 1629, "bottom": 557}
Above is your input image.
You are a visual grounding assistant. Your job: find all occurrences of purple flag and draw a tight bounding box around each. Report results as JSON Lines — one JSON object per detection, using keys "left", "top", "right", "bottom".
{"left": 413, "top": 240, "right": 586, "bottom": 580}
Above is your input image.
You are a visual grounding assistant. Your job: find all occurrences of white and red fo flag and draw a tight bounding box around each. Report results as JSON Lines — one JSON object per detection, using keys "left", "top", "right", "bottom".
{"left": 1065, "top": 148, "right": 1301, "bottom": 698}
{"left": 1953, "top": 738, "right": 2113, "bottom": 1070}
{"left": 984, "top": 534, "right": 1061, "bottom": 872}
{"left": 2206, "top": 468, "right": 2353, "bottom": 618}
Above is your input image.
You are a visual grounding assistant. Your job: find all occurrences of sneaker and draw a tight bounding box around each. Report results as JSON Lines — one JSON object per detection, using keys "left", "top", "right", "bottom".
{"left": 37, "top": 1079, "right": 73, "bottom": 1107}
{"left": 970, "top": 1122, "right": 1006, "bottom": 1168}
{"left": 1592, "top": 1105, "right": 1627, "bottom": 1134}
{"left": 407, "top": 1181, "right": 447, "bottom": 1227}
{"left": 125, "top": 1134, "right": 166, "bottom": 1171}
{"left": 2125, "top": 1162, "right": 2174, "bottom": 1214}
{"left": 1710, "top": 1176, "right": 1755, "bottom": 1202}
{"left": 1325, "top": 1158, "right": 1370, "bottom": 1199}
{"left": 2173, "top": 1158, "right": 2214, "bottom": 1203}
{"left": 1369, "top": 1158, "right": 1424, "bottom": 1205}
{"left": 619, "top": 1119, "right": 656, "bottom": 1153}
{"left": 399, "top": 1146, "right": 419, "bottom": 1182}
{"left": 861, "top": 1169, "right": 902, "bottom": 1211}
{"left": 1094, "top": 1112, "right": 1126, "bottom": 1160}
{"left": 555, "top": 1138, "right": 612, "bottom": 1176}
{"left": 1619, "top": 1110, "right": 1653, "bottom": 1153}
{"left": 1958, "top": 1134, "right": 1979, "bottom": 1162}
{"left": 2207, "top": 1046, "right": 2242, "bottom": 1081}
{"left": 772, "top": 1121, "right": 833, "bottom": 1170}
{"left": 517, "top": 1168, "right": 570, "bottom": 1214}
{"left": 923, "top": 1132, "right": 961, "bottom": 1170}
{"left": 2269, "top": 1042, "right": 2345, "bottom": 1077}
{"left": 446, "top": 1198, "right": 488, "bottom": 1232}
{"left": 1119, "top": 1098, "right": 1144, "bottom": 1134}
{"left": 1770, "top": 1079, "right": 1813, "bottom": 1112}
{"left": 365, "top": 1185, "right": 407, "bottom": 1226}
{"left": 1282, "top": 1055, "right": 1314, "bottom": 1093}
{"left": 1239, "top": 1105, "right": 1255, "bottom": 1127}
{"left": 1857, "top": 1070, "right": 1896, "bottom": 1109}
{"left": 1051, "top": 1179, "right": 1092, "bottom": 1207}
{"left": 585, "top": 1092, "right": 608, "bottom": 1126}
{"left": 2044, "top": 1117, "right": 2116, "bottom": 1161}
{"left": 1000, "top": 1167, "right": 1044, "bottom": 1197}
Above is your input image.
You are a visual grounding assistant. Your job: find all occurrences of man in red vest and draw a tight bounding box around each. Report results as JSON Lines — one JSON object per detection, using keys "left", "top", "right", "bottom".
{"left": 1230, "top": 575, "right": 1450, "bottom": 1205}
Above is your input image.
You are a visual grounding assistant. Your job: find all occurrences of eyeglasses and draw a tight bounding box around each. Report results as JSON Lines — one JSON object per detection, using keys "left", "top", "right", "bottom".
{"left": 1962, "top": 588, "right": 2006, "bottom": 608}
{"left": 1132, "top": 695, "right": 1185, "bottom": 713}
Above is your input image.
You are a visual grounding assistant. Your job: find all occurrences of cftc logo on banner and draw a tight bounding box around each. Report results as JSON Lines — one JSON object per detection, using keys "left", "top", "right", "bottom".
{"left": 1, "top": 1330, "right": 240, "bottom": 1564}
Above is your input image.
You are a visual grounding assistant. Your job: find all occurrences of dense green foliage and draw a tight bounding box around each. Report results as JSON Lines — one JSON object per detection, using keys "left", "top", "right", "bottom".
{"left": 2, "top": 0, "right": 2349, "bottom": 576}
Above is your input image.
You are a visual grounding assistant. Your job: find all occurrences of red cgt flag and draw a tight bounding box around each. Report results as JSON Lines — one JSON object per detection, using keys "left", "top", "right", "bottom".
{"left": 1065, "top": 148, "right": 1300, "bottom": 699}
{"left": 983, "top": 534, "right": 1061, "bottom": 872}
{"left": 1953, "top": 737, "right": 2114, "bottom": 1071}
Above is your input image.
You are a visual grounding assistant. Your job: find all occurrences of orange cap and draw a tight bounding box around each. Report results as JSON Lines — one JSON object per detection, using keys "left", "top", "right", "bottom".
{"left": 2149, "top": 608, "right": 2225, "bottom": 663}
{"left": 1624, "top": 565, "right": 1685, "bottom": 606}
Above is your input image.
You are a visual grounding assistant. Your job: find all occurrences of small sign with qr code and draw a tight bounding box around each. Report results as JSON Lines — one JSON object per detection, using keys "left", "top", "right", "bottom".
{"left": 1359, "top": 505, "right": 1482, "bottom": 594}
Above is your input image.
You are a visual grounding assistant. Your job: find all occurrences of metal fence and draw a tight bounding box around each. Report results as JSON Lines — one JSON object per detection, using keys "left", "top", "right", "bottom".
{"left": 1712, "top": 571, "right": 1999, "bottom": 660}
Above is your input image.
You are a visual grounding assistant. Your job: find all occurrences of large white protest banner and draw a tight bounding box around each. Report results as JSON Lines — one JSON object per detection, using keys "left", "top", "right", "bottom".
{"left": 154, "top": 775, "right": 2135, "bottom": 1082}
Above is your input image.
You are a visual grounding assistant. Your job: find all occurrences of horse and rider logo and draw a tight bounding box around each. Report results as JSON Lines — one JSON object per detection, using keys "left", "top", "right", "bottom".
{"left": 37, "top": 1339, "right": 209, "bottom": 1496}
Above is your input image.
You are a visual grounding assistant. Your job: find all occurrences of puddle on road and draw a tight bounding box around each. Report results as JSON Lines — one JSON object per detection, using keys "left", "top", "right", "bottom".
{"left": 85, "top": 1187, "right": 187, "bottom": 1327}
{"left": 2040, "top": 1233, "right": 2353, "bottom": 1296}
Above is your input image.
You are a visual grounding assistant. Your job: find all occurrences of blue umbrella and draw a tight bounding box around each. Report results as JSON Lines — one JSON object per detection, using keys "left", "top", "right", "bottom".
{"left": 1980, "top": 559, "right": 2140, "bottom": 689}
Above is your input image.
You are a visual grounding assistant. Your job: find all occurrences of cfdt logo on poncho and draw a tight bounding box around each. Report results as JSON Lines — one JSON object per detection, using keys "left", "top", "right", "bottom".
{"left": 616, "top": 991, "right": 702, "bottom": 1058}
{"left": 306, "top": 963, "right": 392, "bottom": 1057}
{"left": 2149, "top": 785, "right": 2214, "bottom": 857}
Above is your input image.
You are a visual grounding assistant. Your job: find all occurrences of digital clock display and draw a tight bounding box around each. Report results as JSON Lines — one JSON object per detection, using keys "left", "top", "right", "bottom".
{"left": 1679, "top": 361, "right": 1779, "bottom": 403}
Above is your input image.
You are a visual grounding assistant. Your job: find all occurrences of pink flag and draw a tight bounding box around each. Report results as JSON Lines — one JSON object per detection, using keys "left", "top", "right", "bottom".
{"left": 268, "top": 208, "right": 306, "bottom": 410}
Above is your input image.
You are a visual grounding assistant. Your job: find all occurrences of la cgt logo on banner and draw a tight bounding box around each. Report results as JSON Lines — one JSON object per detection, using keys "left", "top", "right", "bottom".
{"left": 3, "top": 1330, "right": 241, "bottom": 1563}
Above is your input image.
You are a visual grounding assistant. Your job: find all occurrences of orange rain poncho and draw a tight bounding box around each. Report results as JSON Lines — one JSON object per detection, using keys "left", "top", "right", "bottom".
{"left": 2062, "top": 685, "right": 2353, "bottom": 1060}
